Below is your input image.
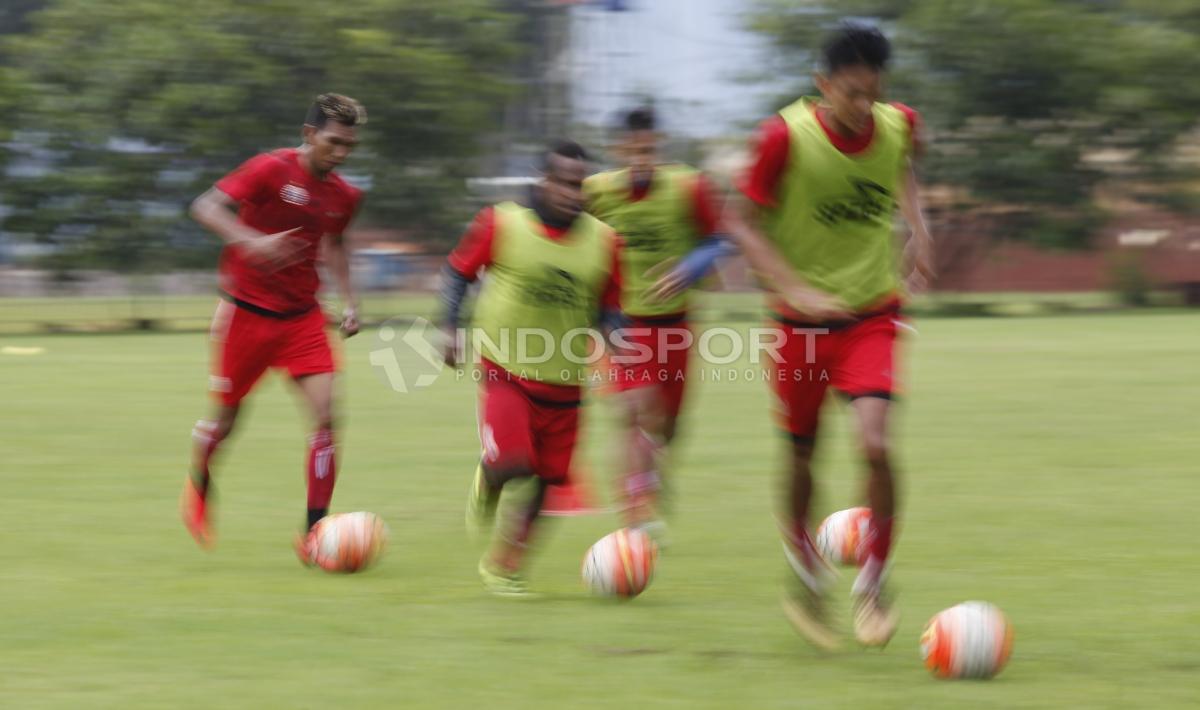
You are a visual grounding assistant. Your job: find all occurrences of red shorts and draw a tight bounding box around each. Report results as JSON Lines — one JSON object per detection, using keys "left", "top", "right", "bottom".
{"left": 209, "top": 299, "right": 335, "bottom": 407}
{"left": 610, "top": 318, "right": 691, "bottom": 420}
{"left": 477, "top": 360, "right": 581, "bottom": 484}
{"left": 766, "top": 310, "right": 903, "bottom": 440}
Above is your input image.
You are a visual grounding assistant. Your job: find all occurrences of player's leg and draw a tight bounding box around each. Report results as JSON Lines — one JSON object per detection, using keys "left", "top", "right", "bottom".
{"left": 618, "top": 384, "right": 666, "bottom": 531}
{"left": 848, "top": 394, "right": 899, "bottom": 646}
{"left": 474, "top": 377, "right": 540, "bottom": 594}
{"left": 183, "top": 404, "right": 240, "bottom": 548}
{"left": 485, "top": 400, "right": 580, "bottom": 591}
{"left": 772, "top": 322, "right": 840, "bottom": 650}
{"left": 294, "top": 371, "right": 337, "bottom": 529}
{"left": 615, "top": 322, "right": 684, "bottom": 535}
{"left": 468, "top": 377, "right": 536, "bottom": 538}
{"left": 835, "top": 314, "right": 903, "bottom": 646}
{"left": 483, "top": 475, "right": 548, "bottom": 595}
{"left": 182, "top": 302, "right": 270, "bottom": 548}
{"left": 655, "top": 325, "right": 691, "bottom": 508}
{"left": 278, "top": 308, "right": 340, "bottom": 564}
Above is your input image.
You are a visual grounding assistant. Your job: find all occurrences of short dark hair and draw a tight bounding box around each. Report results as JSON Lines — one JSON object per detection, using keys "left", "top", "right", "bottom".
{"left": 822, "top": 23, "right": 891, "bottom": 73}
{"left": 623, "top": 106, "right": 656, "bottom": 132}
{"left": 544, "top": 140, "right": 589, "bottom": 169}
{"left": 305, "top": 93, "right": 367, "bottom": 129}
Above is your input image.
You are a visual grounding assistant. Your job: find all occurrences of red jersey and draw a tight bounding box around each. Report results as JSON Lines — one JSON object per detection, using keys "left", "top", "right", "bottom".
{"left": 738, "top": 102, "right": 922, "bottom": 208}
{"left": 214, "top": 148, "right": 362, "bottom": 313}
{"left": 448, "top": 205, "right": 624, "bottom": 401}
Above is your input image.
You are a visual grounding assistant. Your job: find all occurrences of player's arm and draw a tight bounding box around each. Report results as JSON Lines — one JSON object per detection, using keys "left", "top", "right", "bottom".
{"left": 724, "top": 118, "right": 852, "bottom": 320}
{"left": 190, "top": 157, "right": 304, "bottom": 272}
{"left": 893, "top": 105, "right": 934, "bottom": 295}
{"left": 598, "top": 234, "right": 627, "bottom": 334}
{"left": 644, "top": 174, "right": 734, "bottom": 304}
{"left": 438, "top": 207, "right": 496, "bottom": 366}
{"left": 322, "top": 194, "right": 363, "bottom": 337}
{"left": 898, "top": 162, "right": 934, "bottom": 295}
{"left": 324, "top": 232, "right": 359, "bottom": 337}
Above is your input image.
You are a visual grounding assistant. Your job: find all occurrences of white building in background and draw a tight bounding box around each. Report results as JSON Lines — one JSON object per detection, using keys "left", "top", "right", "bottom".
{"left": 568, "top": 0, "right": 785, "bottom": 137}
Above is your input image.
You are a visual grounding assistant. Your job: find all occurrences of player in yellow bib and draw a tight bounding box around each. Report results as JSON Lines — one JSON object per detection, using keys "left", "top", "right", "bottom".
{"left": 726, "top": 24, "right": 935, "bottom": 649}
{"left": 584, "top": 107, "right": 728, "bottom": 542}
{"left": 439, "top": 142, "right": 624, "bottom": 596}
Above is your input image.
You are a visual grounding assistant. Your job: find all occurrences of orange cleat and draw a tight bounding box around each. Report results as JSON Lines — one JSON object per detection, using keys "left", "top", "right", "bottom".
{"left": 294, "top": 529, "right": 318, "bottom": 568}
{"left": 180, "top": 477, "right": 214, "bottom": 549}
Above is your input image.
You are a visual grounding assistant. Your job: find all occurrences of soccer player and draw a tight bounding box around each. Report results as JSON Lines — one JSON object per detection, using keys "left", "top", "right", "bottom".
{"left": 724, "top": 25, "right": 935, "bottom": 648}
{"left": 440, "top": 141, "right": 623, "bottom": 596}
{"left": 181, "top": 94, "right": 365, "bottom": 564}
{"left": 584, "top": 106, "right": 727, "bottom": 538}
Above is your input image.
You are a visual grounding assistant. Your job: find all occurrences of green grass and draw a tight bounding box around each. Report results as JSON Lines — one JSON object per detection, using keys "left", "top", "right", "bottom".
{"left": 2, "top": 306, "right": 1197, "bottom": 708}
{"left": 0, "top": 289, "right": 1181, "bottom": 335}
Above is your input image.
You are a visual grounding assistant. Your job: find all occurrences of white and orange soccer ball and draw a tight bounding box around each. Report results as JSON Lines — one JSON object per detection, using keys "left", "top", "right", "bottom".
{"left": 921, "top": 601, "right": 1014, "bottom": 679}
{"left": 815, "top": 506, "right": 872, "bottom": 567}
{"left": 310, "top": 512, "right": 388, "bottom": 573}
{"left": 582, "top": 528, "right": 658, "bottom": 598}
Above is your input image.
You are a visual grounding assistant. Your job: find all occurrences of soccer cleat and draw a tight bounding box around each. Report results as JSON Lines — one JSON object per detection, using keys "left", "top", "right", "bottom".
{"left": 781, "top": 540, "right": 840, "bottom": 651}
{"left": 781, "top": 581, "right": 841, "bottom": 652}
{"left": 634, "top": 518, "right": 671, "bottom": 551}
{"left": 294, "top": 530, "right": 318, "bottom": 568}
{"left": 465, "top": 461, "right": 500, "bottom": 539}
{"left": 478, "top": 560, "right": 531, "bottom": 598}
{"left": 851, "top": 557, "right": 899, "bottom": 647}
{"left": 180, "top": 476, "right": 214, "bottom": 549}
{"left": 852, "top": 586, "right": 899, "bottom": 647}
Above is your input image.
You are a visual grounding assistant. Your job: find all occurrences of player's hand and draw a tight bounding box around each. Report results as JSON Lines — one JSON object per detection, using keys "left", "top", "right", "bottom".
{"left": 780, "top": 285, "right": 854, "bottom": 322}
{"left": 905, "top": 247, "right": 936, "bottom": 296}
{"left": 239, "top": 227, "right": 306, "bottom": 273}
{"left": 440, "top": 325, "right": 461, "bottom": 368}
{"left": 642, "top": 257, "right": 688, "bottom": 305}
{"left": 339, "top": 306, "right": 360, "bottom": 338}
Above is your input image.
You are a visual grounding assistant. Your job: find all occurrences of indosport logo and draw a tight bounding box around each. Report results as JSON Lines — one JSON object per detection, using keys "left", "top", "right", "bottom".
{"left": 814, "top": 178, "right": 895, "bottom": 227}
{"left": 369, "top": 317, "right": 444, "bottom": 393}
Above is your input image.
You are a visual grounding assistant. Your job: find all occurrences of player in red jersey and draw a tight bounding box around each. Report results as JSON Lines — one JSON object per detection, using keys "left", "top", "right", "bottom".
{"left": 440, "top": 142, "right": 625, "bottom": 596}
{"left": 181, "top": 94, "right": 365, "bottom": 563}
{"left": 726, "top": 25, "right": 935, "bottom": 648}
{"left": 585, "top": 106, "right": 728, "bottom": 540}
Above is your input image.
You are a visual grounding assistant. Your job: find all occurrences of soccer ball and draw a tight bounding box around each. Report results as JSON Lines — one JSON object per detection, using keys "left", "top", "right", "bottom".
{"left": 311, "top": 512, "right": 388, "bottom": 573}
{"left": 815, "top": 507, "right": 872, "bottom": 567}
{"left": 582, "top": 528, "right": 658, "bottom": 598}
{"left": 921, "top": 601, "right": 1014, "bottom": 679}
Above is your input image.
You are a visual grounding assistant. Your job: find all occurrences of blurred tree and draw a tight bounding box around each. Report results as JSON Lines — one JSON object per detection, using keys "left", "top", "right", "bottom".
{"left": 747, "top": 0, "right": 1200, "bottom": 247}
{"left": 0, "top": 0, "right": 522, "bottom": 271}
{"left": 0, "top": 0, "right": 45, "bottom": 37}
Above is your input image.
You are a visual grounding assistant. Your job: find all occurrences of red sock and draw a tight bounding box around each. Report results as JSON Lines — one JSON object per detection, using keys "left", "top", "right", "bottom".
{"left": 854, "top": 515, "right": 895, "bottom": 594}
{"left": 788, "top": 519, "right": 820, "bottom": 573}
{"left": 306, "top": 428, "right": 337, "bottom": 513}
{"left": 192, "top": 420, "right": 224, "bottom": 495}
{"left": 869, "top": 515, "right": 894, "bottom": 565}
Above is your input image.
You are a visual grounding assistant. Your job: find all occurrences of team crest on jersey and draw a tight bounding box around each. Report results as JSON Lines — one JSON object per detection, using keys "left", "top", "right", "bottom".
{"left": 814, "top": 178, "right": 894, "bottom": 227}
{"left": 525, "top": 266, "right": 589, "bottom": 309}
{"left": 280, "top": 183, "right": 310, "bottom": 206}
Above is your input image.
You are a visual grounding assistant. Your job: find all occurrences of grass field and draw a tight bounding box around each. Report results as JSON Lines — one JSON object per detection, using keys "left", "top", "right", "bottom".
{"left": 2, "top": 304, "right": 1197, "bottom": 708}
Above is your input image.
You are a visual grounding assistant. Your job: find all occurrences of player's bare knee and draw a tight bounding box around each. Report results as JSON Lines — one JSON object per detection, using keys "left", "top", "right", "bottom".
{"left": 211, "top": 405, "right": 239, "bottom": 439}
{"left": 790, "top": 436, "right": 816, "bottom": 461}
{"left": 861, "top": 438, "right": 892, "bottom": 471}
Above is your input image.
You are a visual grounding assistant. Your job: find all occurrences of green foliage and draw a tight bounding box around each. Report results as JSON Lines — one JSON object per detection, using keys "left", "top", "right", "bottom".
{"left": 747, "top": 0, "right": 1200, "bottom": 247}
{"left": 1107, "top": 251, "right": 1151, "bottom": 306}
{"left": 0, "top": 0, "right": 522, "bottom": 271}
